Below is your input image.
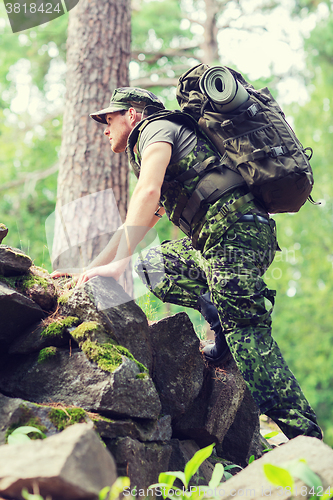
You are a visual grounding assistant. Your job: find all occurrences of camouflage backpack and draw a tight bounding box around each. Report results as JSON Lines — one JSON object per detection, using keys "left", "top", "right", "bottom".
{"left": 176, "top": 64, "right": 315, "bottom": 214}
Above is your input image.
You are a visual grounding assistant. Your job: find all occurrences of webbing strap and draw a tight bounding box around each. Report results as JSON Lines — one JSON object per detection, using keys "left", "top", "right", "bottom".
{"left": 235, "top": 145, "right": 288, "bottom": 166}
{"left": 175, "top": 155, "right": 220, "bottom": 184}
{"left": 207, "top": 102, "right": 261, "bottom": 131}
{"left": 215, "top": 192, "right": 254, "bottom": 221}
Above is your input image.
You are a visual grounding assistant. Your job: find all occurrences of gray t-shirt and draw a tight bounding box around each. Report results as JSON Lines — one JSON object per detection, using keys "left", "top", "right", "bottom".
{"left": 138, "top": 119, "right": 197, "bottom": 164}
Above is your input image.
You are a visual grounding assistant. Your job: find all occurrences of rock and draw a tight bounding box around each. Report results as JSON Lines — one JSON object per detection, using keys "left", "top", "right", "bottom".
{"left": 0, "top": 245, "right": 32, "bottom": 276}
{"left": 22, "top": 266, "right": 58, "bottom": 312}
{"left": 0, "top": 394, "right": 58, "bottom": 445}
{"left": 173, "top": 355, "right": 247, "bottom": 447}
{"left": 0, "top": 393, "right": 93, "bottom": 445}
{"left": 0, "top": 350, "right": 161, "bottom": 420}
{"left": 93, "top": 414, "right": 172, "bottom": 442}
{"left": 168, "top": 439, "right": 215, "bottom": 486}
{"left": 149, "top": 312, "right": 205, "bottom": 419}
{"left": 0, "top": 422, "right": 117, "bottom": 500}
{"left": 8, "top": 320, "right": 72, "bottom": 355}
{"left": 0, "top": 225, "right": 8, "bottom": 244}
{"left": 0, "top": 283, "right": 45, "bottom": 348}
{"left": 217, "top": 387, "right": 263, "bottom": 467}
{"left": 217, "top": 436, "right": 333, "bottom": 499}
{"left": 107, "top": 436, "right": 172, "bottom": 491}
{"left": 60, "top": 276, "right": 153, "bottom": 372}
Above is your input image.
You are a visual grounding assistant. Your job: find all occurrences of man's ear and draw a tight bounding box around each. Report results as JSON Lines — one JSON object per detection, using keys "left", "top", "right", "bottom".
{"left": 128, "top": 107, "right": 138, "bottom": 125}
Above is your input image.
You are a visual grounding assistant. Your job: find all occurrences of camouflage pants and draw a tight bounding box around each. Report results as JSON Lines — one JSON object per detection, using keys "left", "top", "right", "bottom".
{"left": 135, "top": 218, "right": 322, "bottom": 440}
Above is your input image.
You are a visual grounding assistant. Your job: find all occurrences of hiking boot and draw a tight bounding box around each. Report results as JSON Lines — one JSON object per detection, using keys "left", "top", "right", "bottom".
{"left": 197, "top": 292, "right": 230, "bottom": 364}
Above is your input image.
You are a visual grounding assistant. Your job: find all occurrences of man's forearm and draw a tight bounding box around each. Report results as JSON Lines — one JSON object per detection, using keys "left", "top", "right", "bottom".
{"left": 86, "top": 224, "right": 124, "bottom": 270}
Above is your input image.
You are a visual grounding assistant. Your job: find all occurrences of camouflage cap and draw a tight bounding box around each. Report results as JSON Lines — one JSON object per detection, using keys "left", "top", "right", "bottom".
{"left": 90, "top": 87, "right": 165, "bottom": 124}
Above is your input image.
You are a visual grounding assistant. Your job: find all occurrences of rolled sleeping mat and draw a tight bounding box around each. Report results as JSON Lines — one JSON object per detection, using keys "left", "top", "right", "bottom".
{"left": 199, "top": 66, "right": 249, "bottom": 113}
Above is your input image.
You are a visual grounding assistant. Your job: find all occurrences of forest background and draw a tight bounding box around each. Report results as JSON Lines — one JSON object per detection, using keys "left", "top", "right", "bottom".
{"left": 1, "top": 0, "right": 333, "bottom": 445}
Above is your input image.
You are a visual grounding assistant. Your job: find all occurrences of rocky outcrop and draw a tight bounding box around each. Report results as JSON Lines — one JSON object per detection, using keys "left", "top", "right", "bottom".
{"left": 217, "top": 436, "right": 333, "bottom": 499}
{"left": 0, "top": 239, "right": 269, "bottom": 495}
{"left": 0, "top": 422, "right": 117, "bottom": 500}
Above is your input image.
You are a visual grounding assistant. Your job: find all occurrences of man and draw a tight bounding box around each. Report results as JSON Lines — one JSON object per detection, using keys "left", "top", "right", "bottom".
{"left": 55, "top": 86, "right": 322, "bottom": 441}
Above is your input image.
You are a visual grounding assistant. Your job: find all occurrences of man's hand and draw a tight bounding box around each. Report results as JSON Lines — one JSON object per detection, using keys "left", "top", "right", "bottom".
{"left": 76, "top": 259, "right": 129, "bottom": 287}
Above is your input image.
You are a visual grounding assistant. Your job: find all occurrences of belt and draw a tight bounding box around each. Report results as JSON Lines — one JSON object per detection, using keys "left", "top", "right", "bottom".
{"left": 237, "top": 214, "right": 269, "bottom": 225}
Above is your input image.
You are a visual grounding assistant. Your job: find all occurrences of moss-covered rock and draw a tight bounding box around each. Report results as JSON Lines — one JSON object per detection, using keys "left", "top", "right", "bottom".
{"left": 0, "top": 245, "right": 32, "bottom": 276}
{"left": 5, "top": 403, "right": 47, "bottom": 443}
{"left": 37, "top": 346, "right": 58, "bottom": 364}
{"left": 0, "top": 265, "right": 58, "bottom": 311}
{"left": 41, "top": 316, "right": 80, "bottom": 339}
{"left": 48, "top": 407, "right": 87, "bottom": 431}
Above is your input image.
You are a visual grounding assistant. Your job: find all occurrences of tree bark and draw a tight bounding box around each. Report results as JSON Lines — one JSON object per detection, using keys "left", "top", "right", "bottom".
{"left": 53, "top": 0, "right": 132, "bottom": 293}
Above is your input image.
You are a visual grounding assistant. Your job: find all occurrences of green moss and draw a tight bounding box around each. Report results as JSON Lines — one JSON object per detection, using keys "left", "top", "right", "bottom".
{"left": 5, "top": 404, "right": 47, "bottom": 443}
{"left": 21, "top": 274, "right": 49, "bottom": 292}
{"left": 49, "top": 407, "right": 87, "bottom": 431}
{"left": 41, "top": 316, "right": 80, "bottom": 338}
{"left": 0, "top": 272, "right": 48, "bottom": 292}
{"left": 80, "top": 339, "right": 148, "bottom": 374}
{"left": 0, "top": 275, "right": 19, "bottom": 288}
{"left": 37, "top": 346, "right": 58, "bottom": 364}
{"left": 136, "top": 372, "right": 150, "bottom": 380}
{"left": 57, "top": 289, "right": 74, "bottom": 305}
{"left": 71, "top": 321, "right": 100, "bottom": 342}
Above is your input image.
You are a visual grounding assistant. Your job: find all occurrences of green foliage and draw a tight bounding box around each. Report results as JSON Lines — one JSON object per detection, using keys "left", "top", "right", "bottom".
{"left": 263, "top": 459, "right": 331, "bottom": 499}
{"left": 7, "top": 425, "right": 45, "bottom": 445}
{"left": 99, "top": 477, "right": 131, "bottom": 500}
{"left": 48, "top": 407, "right": 86, "bottom": 431}
{"left": 149, "top": 443, "right": 232, "bottom": 499}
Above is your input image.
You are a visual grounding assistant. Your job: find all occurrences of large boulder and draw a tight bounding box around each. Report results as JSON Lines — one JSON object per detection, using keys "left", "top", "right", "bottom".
{"left": 0, "top": 245, "right": 32, "bottom": 276}
{"left": 0, "top": 350, "right": 161, "bottom": 420}
{"left": 149, "top": 312, "right": 205, "bottom": 419}
{"left": 0, "top": 283, "right": 44, "bottom": 347}
{"left": 107, "top": 436, "right": 172, "bottom": 491}
{"left": 173, "top": 353, "right": 248, "bottom": 447}
{"left": 217, "top": 387, "right": 263, "bottom": 467}
{"left": 60, "top": 276, "right": 153, "bottom": 372}
{"left": 0, "top": 422, "right": 117, "bottom": 500}
{"left": 217, "top": 436, "right": 333, "bottom": 500}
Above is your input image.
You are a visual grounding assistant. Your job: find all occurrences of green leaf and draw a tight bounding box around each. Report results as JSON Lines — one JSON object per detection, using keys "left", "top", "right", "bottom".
{"left": 108, "top": 477, "right": 131, "bottom": 500}
{"left": 263, "top": 464, "right": 294, "bottom": 491}
{"left": 98, "top": 486, "right": 111, "bottom": 500}
{"left": 184, "top": 443, "right": 215, "bottom": 488}
{"left": 21, "top": 489, "right": 44, "bottom": 500}
{"left": 286, "top": 460, "right": 322, "bottom": 492}
{"left": 209, "top": 463, "right": 224, "bottom": 488}
{"left": 224, "top": 464, "right": 243, "bottom": 472}
{"left": 248, "top": 455, "right": 255, "bottom": 464}
{"left": 149, "top": 483, "right": 183, "bottom": 500}
{"left": 8, "top": 433, "right": 32, "bottom": 445}
{"left": 11, "top": 426, "right": 44, "bottom": 436}
{"left": 263, "top": 431, "right": 280, "bottom": 439}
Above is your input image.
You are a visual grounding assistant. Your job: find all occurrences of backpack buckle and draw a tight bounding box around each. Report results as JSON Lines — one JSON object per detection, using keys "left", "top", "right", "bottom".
{"left": 221, "top": 119, "right": 234, "bottom": 129}
{"left": 271, "top": 146, "right": 287, "bottom": 157}
{"left": 246, "top": 103, "right": 260, "bottom": 117}
{"left": 178, "top": 217, "right": 191, "bottom": 236}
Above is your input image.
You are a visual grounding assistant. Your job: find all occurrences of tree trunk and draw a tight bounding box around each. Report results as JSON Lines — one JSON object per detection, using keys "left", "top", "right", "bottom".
{"left": 52, "top": 0, "right": 132, "bottom": 294}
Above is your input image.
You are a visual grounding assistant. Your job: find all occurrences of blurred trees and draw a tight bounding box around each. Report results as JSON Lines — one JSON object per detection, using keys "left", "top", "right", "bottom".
{"left": 52, "top": 0, "right": 132, "bottom": 292}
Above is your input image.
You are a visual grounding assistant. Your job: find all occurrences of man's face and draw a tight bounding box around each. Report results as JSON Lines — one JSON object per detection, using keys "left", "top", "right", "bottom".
{"left": 104, "top": 111, "right": 132, "bottom": 153}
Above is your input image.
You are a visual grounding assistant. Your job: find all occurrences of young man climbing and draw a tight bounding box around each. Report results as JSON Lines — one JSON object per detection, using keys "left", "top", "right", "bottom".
{"left": 54, "top": 86, "right": 322, "bottom": 441}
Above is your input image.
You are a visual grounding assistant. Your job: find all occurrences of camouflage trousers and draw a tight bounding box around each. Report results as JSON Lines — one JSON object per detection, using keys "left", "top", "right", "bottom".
{"left": 135, "top": 218, "right": 322, "bottom": 440}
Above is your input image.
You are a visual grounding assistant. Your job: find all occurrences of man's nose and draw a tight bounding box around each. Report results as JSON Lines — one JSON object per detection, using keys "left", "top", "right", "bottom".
{"left": 104, "top": 127, "right": 110, "bottom": 136}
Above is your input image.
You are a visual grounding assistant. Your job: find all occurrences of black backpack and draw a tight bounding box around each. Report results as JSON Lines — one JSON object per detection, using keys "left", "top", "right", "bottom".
{"left": 176, "top": 64, "right": 314, "bottom": 214}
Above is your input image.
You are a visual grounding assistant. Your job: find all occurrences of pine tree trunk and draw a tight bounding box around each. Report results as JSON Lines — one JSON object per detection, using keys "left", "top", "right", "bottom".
{"left": 53, "top": 0, "right": 133, "bottom": 294}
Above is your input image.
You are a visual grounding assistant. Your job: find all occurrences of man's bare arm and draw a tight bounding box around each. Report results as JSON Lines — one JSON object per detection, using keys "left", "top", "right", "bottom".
{"left": 75, "top": 142, "right": 171, "bottom": 285}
